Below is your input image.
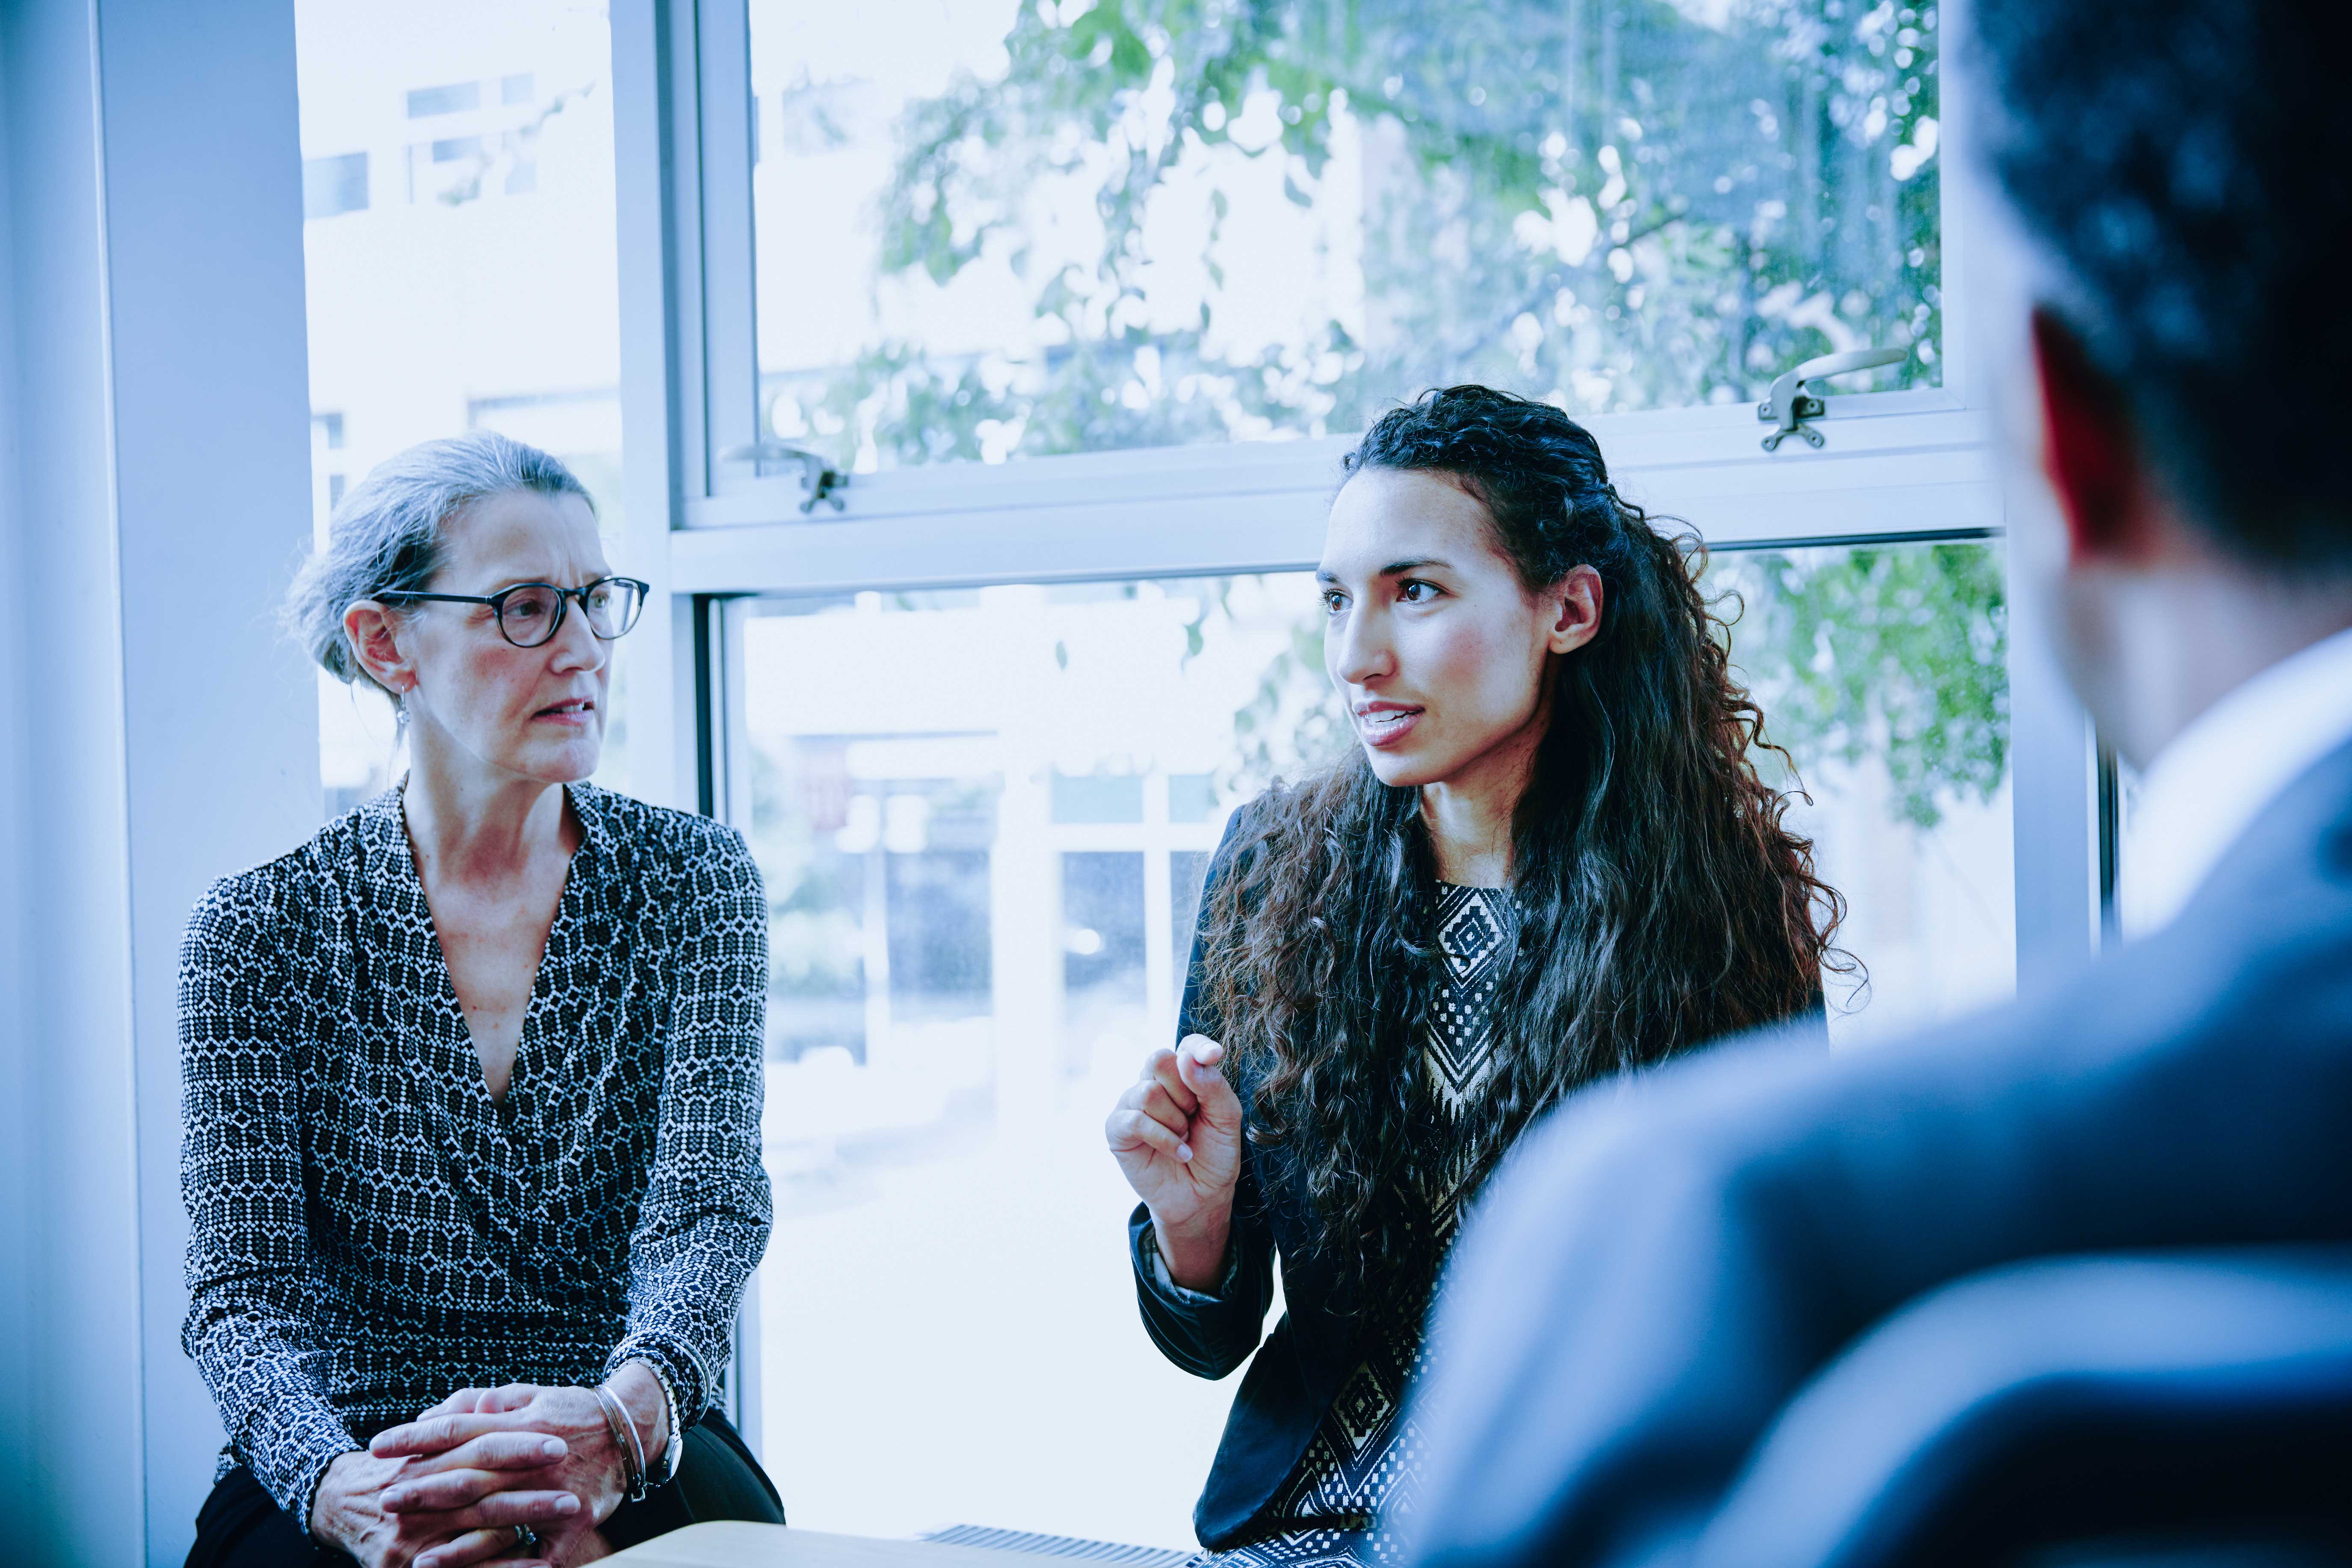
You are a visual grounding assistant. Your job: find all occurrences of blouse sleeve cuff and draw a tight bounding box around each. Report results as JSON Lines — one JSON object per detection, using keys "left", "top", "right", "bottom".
{"left": 256, "top": 1409, "right": 363, "bottom": 1533}
{"left": 605, "top": 1335, "right": 712, "bottom": 1429}
{"left": 1135, "top": 1215, "right": 1242, "bottom": 1305}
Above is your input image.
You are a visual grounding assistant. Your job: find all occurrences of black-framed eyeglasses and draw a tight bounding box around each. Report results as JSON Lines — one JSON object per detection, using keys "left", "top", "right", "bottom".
{"left": 375, "top": 576, "right": 649, "bottom": 649}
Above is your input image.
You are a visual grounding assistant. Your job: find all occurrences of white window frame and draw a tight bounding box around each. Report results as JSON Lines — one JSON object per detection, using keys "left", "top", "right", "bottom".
{"left": 609, "top": 0, "right": 2101, "bottom": 1450}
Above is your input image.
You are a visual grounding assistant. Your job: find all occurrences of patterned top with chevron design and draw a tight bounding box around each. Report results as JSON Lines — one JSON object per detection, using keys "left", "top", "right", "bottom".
{"left": 1203, "top": 882, "right": 1515, "bottom": 1568}
{"left": 177, "top": 783, "right": 772, "bottom": 1524}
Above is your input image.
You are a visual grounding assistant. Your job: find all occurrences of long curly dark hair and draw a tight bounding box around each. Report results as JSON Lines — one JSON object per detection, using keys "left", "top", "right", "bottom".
{"left": 1198, "top": 385, "right": 1847, "bottom": 1290}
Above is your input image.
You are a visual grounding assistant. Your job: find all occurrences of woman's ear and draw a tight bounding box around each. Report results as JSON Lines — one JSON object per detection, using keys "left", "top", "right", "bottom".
{"left": 1545, "top": 565, "right": 1605, "bottom": 656}
{"left": 343, "top": 600, "right": 414, "bottom": 696}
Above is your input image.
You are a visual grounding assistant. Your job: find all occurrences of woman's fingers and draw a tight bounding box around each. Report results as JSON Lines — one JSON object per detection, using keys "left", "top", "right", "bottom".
{"left": 1111, "top": 1076, "right": 1156, "bottom": 1115}
{"left": 1107, "top": 1107, "right": 1192, "bottom": 1163}
{"left": 399, "top": 1486, "right": 584, "bottom": 1546}
{"left": 420, "top": 1388, "right": 484, "bottom": 1418}
{"left": 417, "top": 1384, "right": 524, "bottom": 1420}
{"left": 1135, "top": 1083, "right": 1194, "bottom": 1136}
{"left": 382, "top": 1467, "right": 515, "bottom": 1514}
{"left": 1175, "top": 1035, "right": 1241, "bottom": 1128}
{"left": 458, "top": 1489, "right": 582, "bottom": 1528}
{"left": 480, "top": 1382, "right": 540, "bottom": 1413}
{"left": 414, "top": 1518, "right": 570, "bottom": 1568}
{"left": 1176, "top": 1034, "right": 1228, "bottom": 1085}
{"left": 372, "top": 1411, "right": 525, "bottom": 1459}
{"left": 1143, "top": 1048, "right": 1201, "bottom": 1115}
{"left": 413, "top": 1537, "right": 510, "bottom": 1568}
{"left": 384, "top": 1435, "right": 569, "bottom": 1500}
{"left": 1179, "top": 1033, "right": 1226, "bottom": 1069}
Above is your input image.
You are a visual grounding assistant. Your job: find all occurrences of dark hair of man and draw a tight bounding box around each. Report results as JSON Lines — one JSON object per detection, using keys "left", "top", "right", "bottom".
{"left": 1969, "top": 0, "right": 2352, "bottom": 569}
{"left": 1196, "top": 384, "right": 1848, "bottom": 1290}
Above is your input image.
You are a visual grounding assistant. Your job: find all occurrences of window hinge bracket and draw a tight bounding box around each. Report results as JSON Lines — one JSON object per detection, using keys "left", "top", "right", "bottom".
{"left": 718, "top": 442, "right": 851, "bottom": 512}
{"left": 1757, "top": 347, "right": 1909, "bottom": 451}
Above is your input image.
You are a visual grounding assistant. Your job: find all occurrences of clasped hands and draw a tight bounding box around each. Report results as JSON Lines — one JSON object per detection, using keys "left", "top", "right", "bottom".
{"left": 310, "top": 1363, "right": 671, "bottom": 1568}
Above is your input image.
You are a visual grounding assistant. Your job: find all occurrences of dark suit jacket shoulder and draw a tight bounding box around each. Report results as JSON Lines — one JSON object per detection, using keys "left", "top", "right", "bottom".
{"left": 1402, "top": 738, "right": 2352, "bottom": 1568}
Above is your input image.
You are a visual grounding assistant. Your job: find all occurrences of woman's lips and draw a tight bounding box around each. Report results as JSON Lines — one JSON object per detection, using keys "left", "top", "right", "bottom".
{"left": 533, "top": 699, "right": 597, "bottom": 725}
{"left": 1356, "top": 706, "right": 1423, "bottom": 749}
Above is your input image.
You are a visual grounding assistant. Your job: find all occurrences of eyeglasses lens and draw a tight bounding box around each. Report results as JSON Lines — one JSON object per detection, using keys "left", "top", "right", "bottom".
{"left": 585, "top": 580, "right": 644, "bottom": 639}
{"left": 497, "top": 586, "right": 563, "bottom": 647}
{"left": 491, "top": 581, "right": 644, "bottom": 647}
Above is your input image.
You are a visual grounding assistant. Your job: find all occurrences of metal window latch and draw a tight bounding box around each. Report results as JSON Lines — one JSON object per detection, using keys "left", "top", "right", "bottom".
{"left": 718, "top": 442, "right": 851, "bottom": 512}
{"left": 1756, "top": 347, "right": 1909, "bottom": 451}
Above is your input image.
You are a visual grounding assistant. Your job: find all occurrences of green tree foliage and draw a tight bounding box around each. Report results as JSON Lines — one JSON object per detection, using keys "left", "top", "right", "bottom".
{"left": 787, "top": 0, "right": 1940, "bottom": 468}
{"left": 786, "top": 0, "right": 1998, "bottom": 822}
{"left": 1713, "top": 542, "right": 2006, "bottom": 826}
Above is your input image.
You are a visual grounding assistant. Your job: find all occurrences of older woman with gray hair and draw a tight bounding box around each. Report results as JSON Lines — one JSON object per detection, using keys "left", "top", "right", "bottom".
{"left": 179, "top": 431, "right": 782, "bottom": 1568}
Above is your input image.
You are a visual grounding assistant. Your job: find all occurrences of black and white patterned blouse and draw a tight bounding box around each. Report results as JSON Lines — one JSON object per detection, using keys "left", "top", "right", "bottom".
{"left": 177, "top": 782, "right": 772, "bottom": 1524}
{"left": 1179, "top": 883, "right": 1514, "bottom": 1568}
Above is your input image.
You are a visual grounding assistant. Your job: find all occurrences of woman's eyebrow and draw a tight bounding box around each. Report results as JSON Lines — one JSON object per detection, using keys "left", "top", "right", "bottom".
{"left": 1316, "top": 555, "right": 1452, "bottom": 585}
{"left": 476, "top": 573, "right": 608, "bottom": 593}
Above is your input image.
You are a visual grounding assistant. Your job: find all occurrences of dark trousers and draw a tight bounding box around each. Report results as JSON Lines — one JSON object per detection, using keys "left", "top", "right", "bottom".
{"left": 186, "top": 1412, "right": 784, "bottom": 1568}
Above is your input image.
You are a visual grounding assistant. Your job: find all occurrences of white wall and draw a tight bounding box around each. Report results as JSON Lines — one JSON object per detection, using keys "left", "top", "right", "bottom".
{"left": 0, "top": 7, "right": 37, "bottom": 1543}
{"left": 0, "top": 0, "right": 321, "bottom": 1560}
{"left": 1, "top": 2, "right": 147, "bottom": 1556}
{"left": 98, "top": 2, "right": 324, "bottom": 1554}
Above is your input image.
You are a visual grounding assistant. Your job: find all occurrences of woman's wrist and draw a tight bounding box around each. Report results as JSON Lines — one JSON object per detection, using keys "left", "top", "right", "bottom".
{"left": 1153, "top": 1210, "right": 1233, "bottom": 1293}
{"left": 307, "top": 1451, "right": 351, "bottom": 1544}
{"left": 307, "top": 1447, "right": 379, "bottom": 1550}
{"left": 603, "top": 1362, "right": 671, "bottom": 1480}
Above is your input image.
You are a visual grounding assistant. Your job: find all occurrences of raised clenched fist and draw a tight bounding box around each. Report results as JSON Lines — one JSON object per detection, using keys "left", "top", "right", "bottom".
{"left": 1106, "top": 1033, "right": 1244, "bottom": 1290}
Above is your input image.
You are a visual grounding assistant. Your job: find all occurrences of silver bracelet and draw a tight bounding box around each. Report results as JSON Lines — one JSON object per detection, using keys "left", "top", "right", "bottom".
{"left": 591, "top": 1382, "right": 648, "bottom": 1502}
{"left": 644, "top": 1362, "right": 684, "bottom": 1487}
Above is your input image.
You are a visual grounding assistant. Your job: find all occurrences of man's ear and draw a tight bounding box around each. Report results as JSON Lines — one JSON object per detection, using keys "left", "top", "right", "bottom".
{"left": 2030, "top": 307, "right": 2157, "bottom": 566}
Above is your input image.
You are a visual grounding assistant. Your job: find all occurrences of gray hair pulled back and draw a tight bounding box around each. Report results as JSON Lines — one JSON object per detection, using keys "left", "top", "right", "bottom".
{"left": 285, "top": 430, "right": 594, "bottom": 693}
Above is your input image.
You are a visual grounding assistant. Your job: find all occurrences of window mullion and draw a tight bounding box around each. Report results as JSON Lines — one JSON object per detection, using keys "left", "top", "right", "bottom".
{"left": 2004, "top": 492, "right": 2103, "bottom": 986}
{"left": 613, "top": 0, "right": 706, "bottom": 813}
{"left": 694, "top": 0, "right": 761, "bottom": 497}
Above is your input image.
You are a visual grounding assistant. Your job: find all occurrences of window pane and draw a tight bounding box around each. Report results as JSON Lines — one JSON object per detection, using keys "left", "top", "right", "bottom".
{"left": 741, "top": 580, "right": 1302, "bottom": 1546}
{"left": 297, "top": 0, "right": 632, "bottom": 812}
{"left": 747, "top": 0, "right": 1941, "bottom": 473}
{"left": 739, "top": 545, "right": 2006, "bottom": 1540}
{"left": 1708, "top": 538, "right": 2014, "bottom": 1041}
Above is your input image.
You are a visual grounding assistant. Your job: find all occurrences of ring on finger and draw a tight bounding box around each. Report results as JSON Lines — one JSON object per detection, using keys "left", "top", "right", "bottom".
{"left": 513, "top": 1524, "right": 541, "bottom": 1551}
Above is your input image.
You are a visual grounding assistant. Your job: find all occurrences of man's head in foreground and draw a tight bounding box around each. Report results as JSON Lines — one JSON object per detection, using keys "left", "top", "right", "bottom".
{"left": 1980, "top": 0, "right": 2352, "bottom": 763}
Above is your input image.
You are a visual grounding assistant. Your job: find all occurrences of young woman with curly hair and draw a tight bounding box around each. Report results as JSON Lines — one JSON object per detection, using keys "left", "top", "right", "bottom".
{"left": 1103, "top": 384, "right": 1846, "bottom": 1566}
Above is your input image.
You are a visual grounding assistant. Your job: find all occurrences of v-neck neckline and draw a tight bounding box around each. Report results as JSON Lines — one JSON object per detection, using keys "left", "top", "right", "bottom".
{"left": 386, "top": 782, "right": 591, "bottom": 1129}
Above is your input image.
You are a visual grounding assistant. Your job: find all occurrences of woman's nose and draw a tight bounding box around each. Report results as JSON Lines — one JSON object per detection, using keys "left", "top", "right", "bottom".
{"left": 547, "top": 598, "right": 606, "bottom": 671}
{"left": 1330, "top": 605, "right": 1393, "bottom": 687}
